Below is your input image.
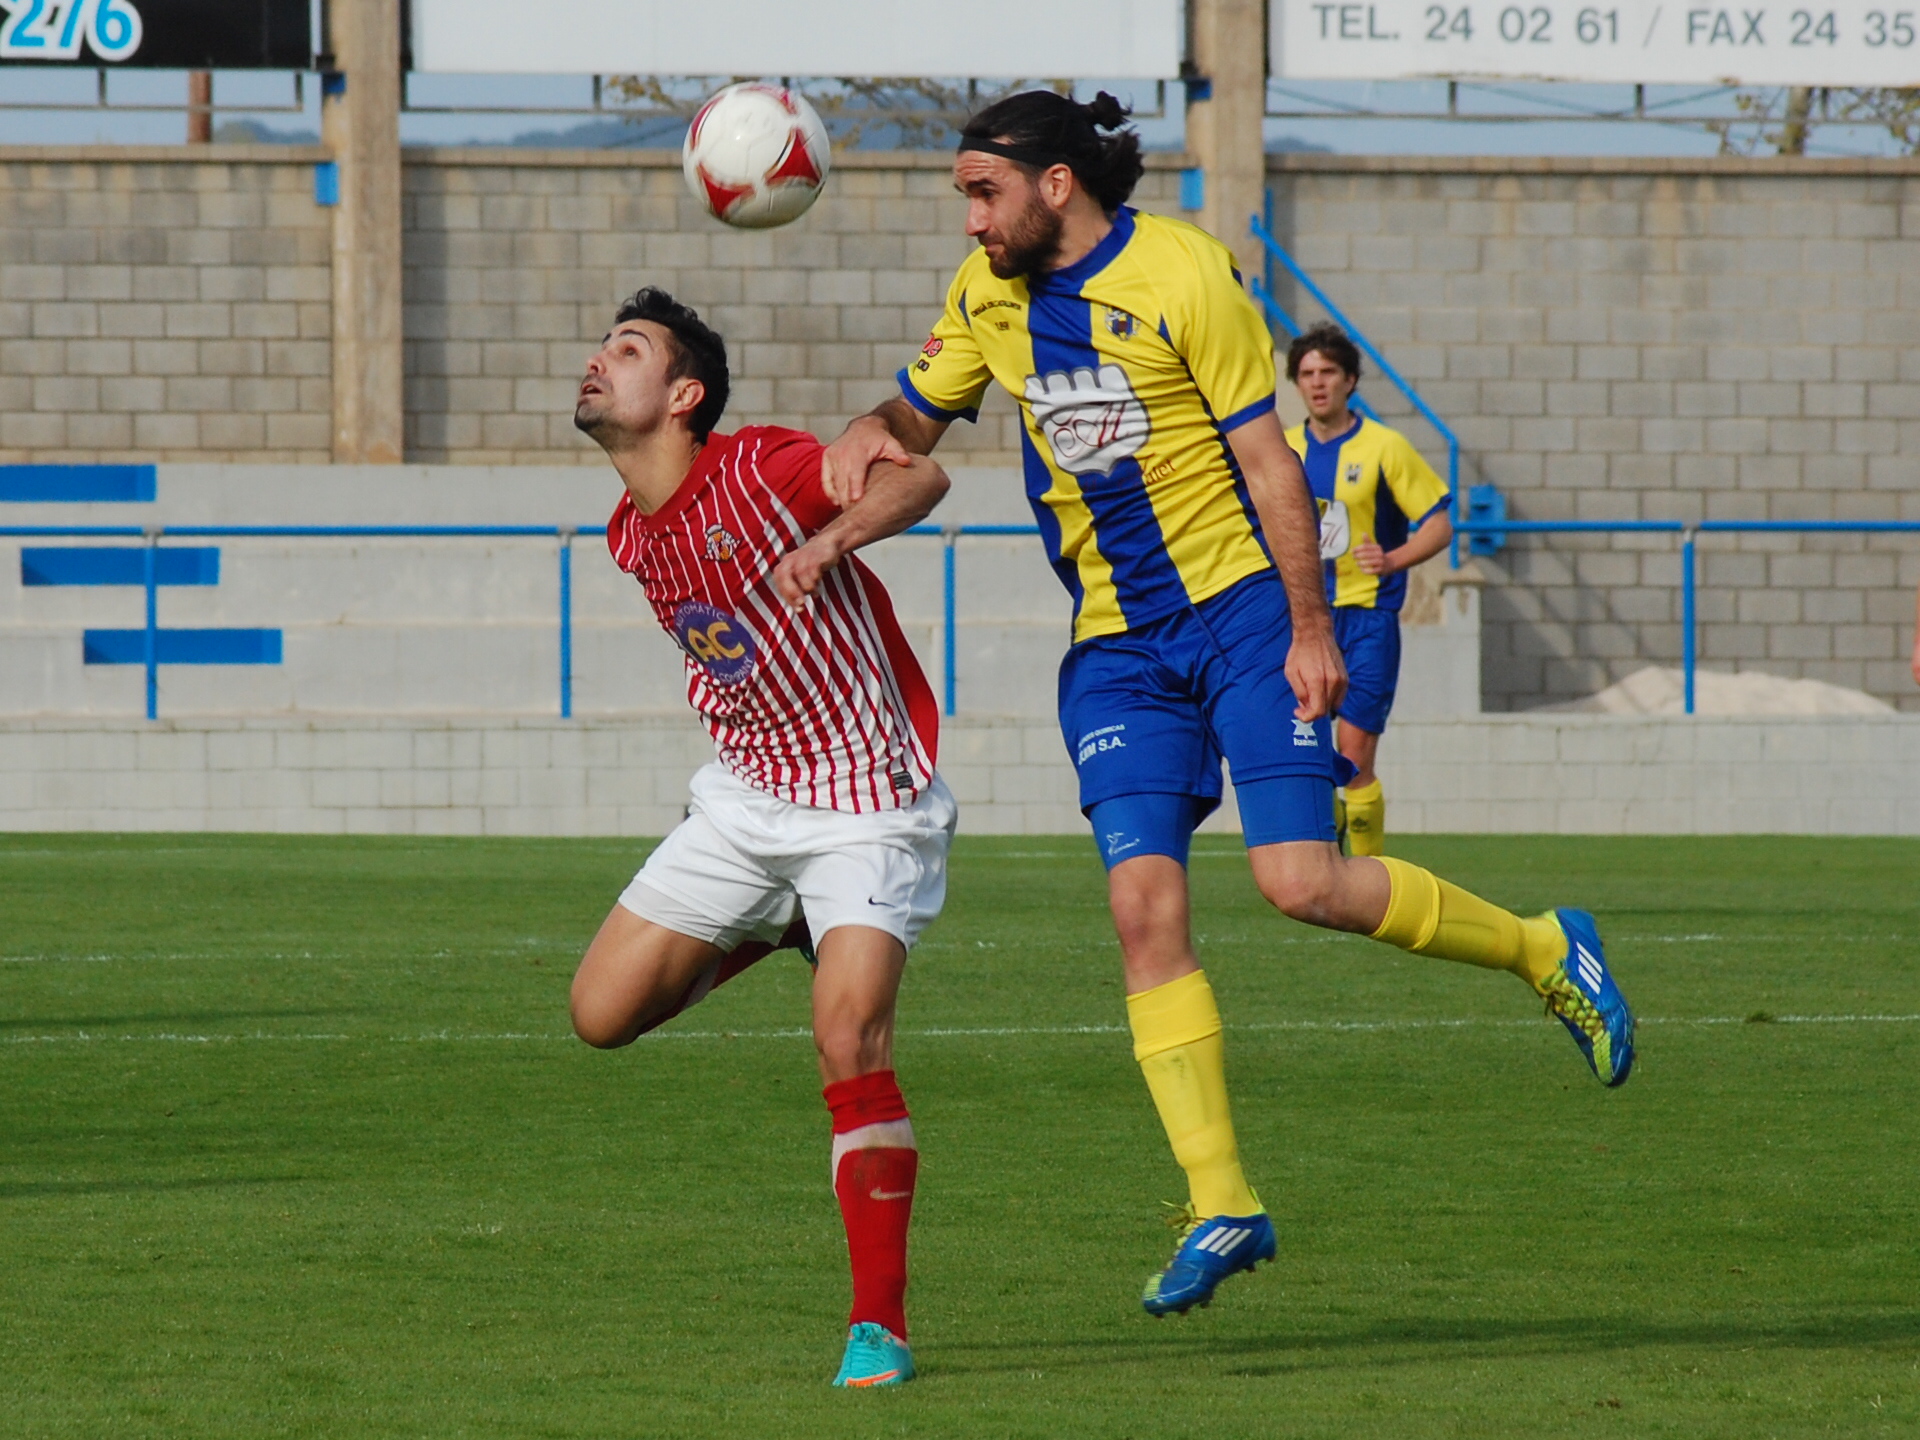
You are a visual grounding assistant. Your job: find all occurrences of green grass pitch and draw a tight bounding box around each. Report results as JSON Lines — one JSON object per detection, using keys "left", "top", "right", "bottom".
{"left": 3, "top": 832, "right": 1917, "bottom": 1438}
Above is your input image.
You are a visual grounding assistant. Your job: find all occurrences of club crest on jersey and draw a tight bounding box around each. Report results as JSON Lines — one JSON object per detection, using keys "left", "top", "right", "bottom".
{"left": 1344, "top": 462, "right": 1364, "bottom": 486}
{"left": 1103, "top": 307, "right": 1137, "bottom": 340}
{"left": 702, "top": 523, "right": 740, "bottom": 562}
{"left": 672, "top": 600, "right": 757, "bottom": 685}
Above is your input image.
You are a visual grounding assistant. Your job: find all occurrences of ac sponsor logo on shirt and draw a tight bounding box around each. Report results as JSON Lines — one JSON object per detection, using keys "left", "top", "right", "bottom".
{"left": 1024, "top": 363, "right": 1150, "bottom": 478}
{"left": 672, "top": 599, "right": 757, "bottom": 685}
{"left": 1292, "top": 719, "right": 1319, "bottom": 748}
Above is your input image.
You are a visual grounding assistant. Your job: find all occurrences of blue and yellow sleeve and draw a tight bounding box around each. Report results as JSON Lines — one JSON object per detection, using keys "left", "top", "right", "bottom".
{"left": 897, "top": 266, "right": 991, "bottom": 424}
{"left": 1168, "top": 230, "right": 1277, "bottom": 434}
{"left": 1382, "top": 430, "right": 1451, "bottom": 525}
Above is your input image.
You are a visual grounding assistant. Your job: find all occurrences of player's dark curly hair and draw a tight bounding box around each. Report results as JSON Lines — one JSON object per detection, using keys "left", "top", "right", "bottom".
{"left": 959, "top": 89, "right": 1145, "bottom": 213}
{"left": 613, "top": 286, "right": 730, "bottom": 439}
{"left": 1285, "top": 323, "right": 1364, "bottom": 383}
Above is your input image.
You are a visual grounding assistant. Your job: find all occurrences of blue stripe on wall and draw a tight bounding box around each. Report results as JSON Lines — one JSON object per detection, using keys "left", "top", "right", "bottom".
{"left": 0, "top": 465, "right": 157, "bottom": 502}
{"left": 83, "top": 629, "right": 282, "bottom": 665}
{"left": 23, "top": 547, "right": 219, "bottom": 587}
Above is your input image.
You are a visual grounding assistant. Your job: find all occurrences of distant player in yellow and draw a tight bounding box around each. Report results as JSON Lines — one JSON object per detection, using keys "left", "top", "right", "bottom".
{"left": 820, "top": 89, "right": 1635, "bottom": 1319}
{"left": 1286, "top": 325, "right": 1454, "bottom": 856}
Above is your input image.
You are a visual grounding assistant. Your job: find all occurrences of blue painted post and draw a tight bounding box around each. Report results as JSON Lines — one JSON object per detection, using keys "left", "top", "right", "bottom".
{"left": 942, "top": 527, "right": 958, "bottom": 718}
{"left": 1447, "top": 443, "right": 1462, "bottom": 569}
{"left": 142, "top": 528, "right": 159, "bottom": 720}
{"left": 1681, "top": 530, "right": 1697, "bottom": 716}
{"left": 558, "top": 528, "right": 574, "bottom": 720}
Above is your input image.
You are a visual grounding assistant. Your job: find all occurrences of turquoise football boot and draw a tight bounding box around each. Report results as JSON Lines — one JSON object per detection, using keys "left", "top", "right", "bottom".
{"left": 1142, "top": 1206, "right": 1277, "bottom": 1317}
{"left": 832, "top": 1322, "right": 915, "bottom": 1388}
{"left": 1539, "top": 908, "right": 1635, "bottom": 1087}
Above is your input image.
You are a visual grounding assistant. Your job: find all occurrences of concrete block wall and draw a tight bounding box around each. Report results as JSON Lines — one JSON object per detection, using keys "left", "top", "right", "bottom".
{"left": 399, "top": 150, "right": 1186, "bottom": 466}
{"left": 0, "top": 145, "right": 333, "bottom": 462}
{"left": 3, "top": 145, "right": 1916, "bottom": 710}
{"left": 1264, "top": 156, "right": 1920, "bottom": 712}
{"left": 5, "top": 713, "right": 1917, "bottom": 836}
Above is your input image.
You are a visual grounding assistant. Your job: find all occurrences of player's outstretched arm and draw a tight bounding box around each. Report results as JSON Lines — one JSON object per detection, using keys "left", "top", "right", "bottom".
{"left": 773, "top": 453, "right": 951, "bottom": 605}
{"left": 821, "top": 398, "right": 950, "bottom": 509}
{"left": 1229, "top": 412, "right": 1348, "bottom": 723}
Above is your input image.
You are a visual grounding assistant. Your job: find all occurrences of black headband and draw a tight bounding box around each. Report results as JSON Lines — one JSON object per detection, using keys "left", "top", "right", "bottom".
{"left": 956, "top": 135, "right": 1072, "bottom": 168}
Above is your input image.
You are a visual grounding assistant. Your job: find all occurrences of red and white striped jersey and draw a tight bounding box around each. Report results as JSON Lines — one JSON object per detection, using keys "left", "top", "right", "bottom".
{"left": 607, "top": 426, "right": 939, "bottom": 814}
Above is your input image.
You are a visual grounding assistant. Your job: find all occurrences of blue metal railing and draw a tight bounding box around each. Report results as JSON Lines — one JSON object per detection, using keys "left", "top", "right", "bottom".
{"left": 2, "top": 524, "right": 596, "bottom": 722}
{"left": 7, "top": 520, "right": 1915, "bottom": 721}
{"left": 1249, "top": 197, "right": 1467, "bottom": 567}
{"left": 1460, "top": 519, "right": 1920, "bottom": 714}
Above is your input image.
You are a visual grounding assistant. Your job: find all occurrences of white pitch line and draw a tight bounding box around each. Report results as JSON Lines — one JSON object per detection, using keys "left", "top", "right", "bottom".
{"left": 4, "top": 1015, "right": 1919, "bottom": 1046}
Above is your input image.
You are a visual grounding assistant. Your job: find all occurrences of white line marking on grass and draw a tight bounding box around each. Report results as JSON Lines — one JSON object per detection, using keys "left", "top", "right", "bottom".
{"left": 7, "top": 1015, "right": 1920, "bottom": 1046}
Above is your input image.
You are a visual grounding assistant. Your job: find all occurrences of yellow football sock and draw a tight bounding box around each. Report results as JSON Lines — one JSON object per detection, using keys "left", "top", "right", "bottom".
{"left": 1344, "top": 778, "right": 1385, "bottom": 856}
{"left": 1126, "top": 970, "right": 1261, "bottom": 1219}
{"left": 1369, "top": 856, "right": 1567, "bottom": 991}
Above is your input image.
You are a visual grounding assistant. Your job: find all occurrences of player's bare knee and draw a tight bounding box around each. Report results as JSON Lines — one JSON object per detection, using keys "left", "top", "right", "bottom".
{"left": 815, "top": 1017, "right": 887, "bottom": 1078}
{"left": 1257, "top": 863, "right": 1340, "bottom": 926}
{"left": 569, "top": 985, "right": 635, "bottom": 1049}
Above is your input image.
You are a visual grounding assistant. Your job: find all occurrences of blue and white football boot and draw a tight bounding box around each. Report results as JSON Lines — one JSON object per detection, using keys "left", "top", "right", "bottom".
{"left": 1141, "top": 1206, "right": 1277, "bottom": 1317}
{"left": 832, "top": 1322, "right": 914, "bottom": 1388}
{"left": 1539, "top": 908, "right": 1635, "bottom": 1088}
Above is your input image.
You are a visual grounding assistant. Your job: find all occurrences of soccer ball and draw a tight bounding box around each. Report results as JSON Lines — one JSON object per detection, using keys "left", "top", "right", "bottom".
{"left": 682, "top": 83, "right": 831, "bottom": 229}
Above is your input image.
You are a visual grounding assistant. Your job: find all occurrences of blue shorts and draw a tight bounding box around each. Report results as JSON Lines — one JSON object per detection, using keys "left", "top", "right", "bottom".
{"left": 1332, "top": 607, "right": 1401, "bottom": 736}
{"left": 1059, "top": 572, "right": 1348, "bottom": 865}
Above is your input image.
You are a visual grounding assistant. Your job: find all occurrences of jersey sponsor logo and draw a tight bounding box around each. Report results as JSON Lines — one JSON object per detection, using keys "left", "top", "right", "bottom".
{"left": 968, "top": 298, "right": 1022, "bottom": 319}
{"left": 920, "top": 336, "right": 942, "bottom": 357}
{"left": 1318, "top": 497, "right": 1352, "bottom": 560}
{"left": 702, "top": 523, "right": 740, "bottom": 562}
{"left": 1024, "top": 363, "right": 1151, "bottom": 477}
{"left": 1103, "top": 306, "right": 1138, "bottom": 340}
{"left": 1292, "top": 719, "right": 1319, "bottom": 748}
{"left": 1076, "top": 723, "right": 1128, "bottom": 765}
{"left": 672, "top": 599, "right": 757, "bottom": 685}
{"left": 1104, "top": 831, "right": 1141, "bottom": 858}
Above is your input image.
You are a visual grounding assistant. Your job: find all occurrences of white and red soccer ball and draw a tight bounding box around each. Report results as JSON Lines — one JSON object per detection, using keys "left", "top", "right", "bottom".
{"left": 682, "top": 83, "right": 831, "bottom": 229}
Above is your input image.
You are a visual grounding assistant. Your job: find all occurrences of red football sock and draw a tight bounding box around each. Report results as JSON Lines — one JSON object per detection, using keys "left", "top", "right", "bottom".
{"left": 823, "top": 1069, "right": 918, "bottom": 1339}
{"left": 633, "top": 919, "right": 811, "bottom": 1038}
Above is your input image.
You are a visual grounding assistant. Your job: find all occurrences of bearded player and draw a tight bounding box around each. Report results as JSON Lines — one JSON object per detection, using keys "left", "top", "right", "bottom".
{"left": 823, "top": 91, "right": 1635, "bottom": 1319}
{"left": 569, "top": 287, "right": 953, "bottom": 1388}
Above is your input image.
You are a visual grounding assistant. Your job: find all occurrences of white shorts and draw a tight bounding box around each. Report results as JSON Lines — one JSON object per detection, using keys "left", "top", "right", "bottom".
{"left": 619, "top": 761, "right": 957, "bottom": 953}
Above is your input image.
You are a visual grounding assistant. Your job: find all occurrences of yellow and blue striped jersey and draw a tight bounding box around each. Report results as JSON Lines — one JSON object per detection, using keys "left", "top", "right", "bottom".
{"left": 1286, "top": 415, "right": 1449, "bottom": 612}
{"left": 899, "top": 207, "right": 1279, "bottom": 643}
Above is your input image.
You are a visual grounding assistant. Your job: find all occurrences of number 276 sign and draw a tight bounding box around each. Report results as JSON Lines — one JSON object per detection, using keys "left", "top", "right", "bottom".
{"left": 0, "top": 0, "right": 310, "bottom": 67}
{"left": 0, "top": 0, "right": 140, "bottom": 61}
{"left": 1273, "top": 0, "right": 1920, "bottom": 84}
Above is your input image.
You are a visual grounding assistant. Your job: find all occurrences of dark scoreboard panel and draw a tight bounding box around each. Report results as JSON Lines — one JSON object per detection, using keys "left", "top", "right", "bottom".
{"left": 0, "top": 0, "right": 313, "bottom": 68}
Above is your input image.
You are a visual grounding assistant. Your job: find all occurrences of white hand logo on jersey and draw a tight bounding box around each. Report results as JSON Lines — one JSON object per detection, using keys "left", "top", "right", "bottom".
{"left": 1024, "top": 363, "right": 1150, "bottom": 477}
{"left": 1318, "top": 497, "right": 1351, "bottom": 560}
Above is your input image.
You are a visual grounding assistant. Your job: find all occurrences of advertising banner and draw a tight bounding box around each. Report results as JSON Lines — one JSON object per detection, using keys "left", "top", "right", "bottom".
{"left": 411, "top": 0, "right": 1181, "bottom": 78}
{"left": 1272, "top": 0, "right": 1920, "bottom": 84}
{"left": 0, "top": 0, "right": 311, "bottom": 68}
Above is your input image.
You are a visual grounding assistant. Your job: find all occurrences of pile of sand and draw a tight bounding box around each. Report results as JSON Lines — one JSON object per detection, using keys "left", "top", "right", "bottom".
{"left": 1538, "top": 666, "right": 1894, "bottom": 717}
